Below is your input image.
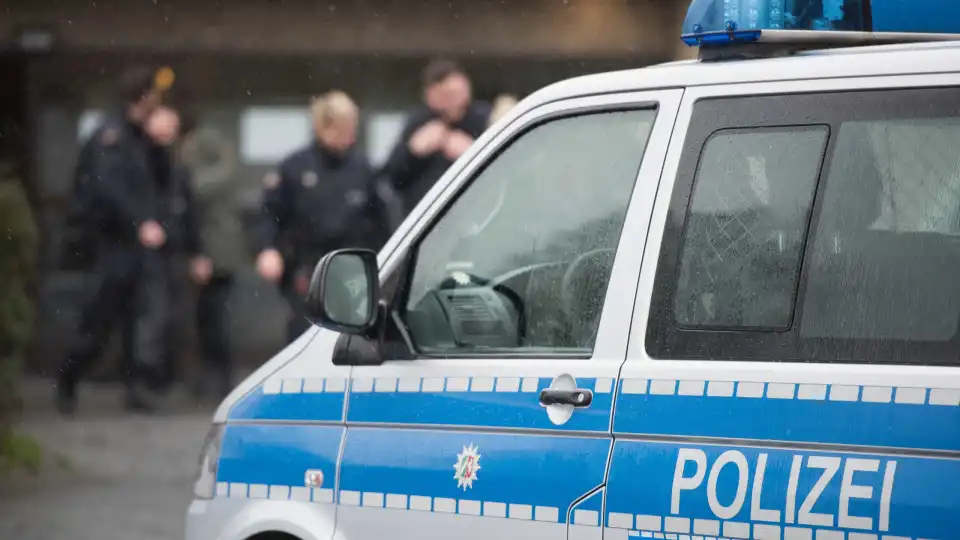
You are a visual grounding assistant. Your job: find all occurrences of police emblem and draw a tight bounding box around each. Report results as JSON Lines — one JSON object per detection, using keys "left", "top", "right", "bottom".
{"left": 304, "top": 469, "right": 324, "bottom": 488}
{"left": 302, "top": 171, "right": 318, "bottom": 188}
{"left": 453, "top": 444, "right": 481, "bottom": 491}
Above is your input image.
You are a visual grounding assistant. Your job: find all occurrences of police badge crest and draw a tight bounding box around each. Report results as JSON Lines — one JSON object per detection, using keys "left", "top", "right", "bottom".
{"left": 453, "top": 444, "right": 481, "bottom": 491}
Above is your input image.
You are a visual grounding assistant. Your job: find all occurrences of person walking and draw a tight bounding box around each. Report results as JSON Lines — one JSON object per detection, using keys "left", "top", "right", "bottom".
{"left": 56, "top": 66, "right": 167, "bottom": 414}
{"left": 142, "top": 105, "right": 207, "bottom": 396}
{"left": 254, "top": 91, "right": 388, "bottom": 343}
{"left": 377, "top": 59, "right": 491, "bottom": 224}
{"left": 177, "top": 116, "right": 244, "bottom": 400}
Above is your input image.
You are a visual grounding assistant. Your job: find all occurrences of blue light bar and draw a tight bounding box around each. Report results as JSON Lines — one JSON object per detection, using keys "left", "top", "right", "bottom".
{"left": 681, "top": 0, "right": 960, "bottom": 47}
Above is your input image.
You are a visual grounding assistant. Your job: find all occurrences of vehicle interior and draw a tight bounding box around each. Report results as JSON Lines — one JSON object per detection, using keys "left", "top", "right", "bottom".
{"left": 401, "top": 111, "right": 655, "bottom": 355}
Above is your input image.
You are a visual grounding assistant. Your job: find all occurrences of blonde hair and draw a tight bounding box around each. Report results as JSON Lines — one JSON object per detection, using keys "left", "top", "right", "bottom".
{"left": 310, "top": 90, "right": 359, "bottom": 128}
{"left": 489, "top": 94, "right": 519, "bottom": 127}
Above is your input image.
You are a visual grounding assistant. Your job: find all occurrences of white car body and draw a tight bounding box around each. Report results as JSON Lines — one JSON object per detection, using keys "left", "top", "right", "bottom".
{"left": 187, "top": 38, "right": 960, "bottom": 540}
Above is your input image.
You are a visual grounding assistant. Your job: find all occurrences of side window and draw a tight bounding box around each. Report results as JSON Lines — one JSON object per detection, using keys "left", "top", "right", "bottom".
{"left": 647, "top": 87, "right": 960, "bottom": 366}
{"left": 401, "top": 109, "right": 657, "bottom": 356}
{"left": 675, "top": 127, "right": 828, "bottom": 329}
{"left": 802, "top": 117, "right": 960, "bottom": 342}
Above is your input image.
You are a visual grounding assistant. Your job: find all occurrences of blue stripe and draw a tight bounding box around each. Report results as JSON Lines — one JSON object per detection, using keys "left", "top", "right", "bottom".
{"left": 613, "top": 383, "right": 960, "bottom": 452}
{"left": 606, "top": 440, "right": 960, "bottom": 539}
{"left": 872, "top": 0, "right": 960, "bottom": 33}
{"left": 228, "top": 386, "right": 345, "bottom": 423}
{"left": 338, "top": 428, "right": 609, "bottom": 519}
{"left": 347, "top": 377, "right": 612, "bottom": 432}
{"left": 217, "top": 424, "right": 342, "bottom": 489}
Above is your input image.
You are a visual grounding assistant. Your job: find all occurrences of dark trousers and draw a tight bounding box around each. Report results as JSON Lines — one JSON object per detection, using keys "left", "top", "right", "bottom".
{"left": 196, "top": 274, "right": 233, "bottom": 395}
{"left": 59, "top": 248, "right": 173, "bottom": 397}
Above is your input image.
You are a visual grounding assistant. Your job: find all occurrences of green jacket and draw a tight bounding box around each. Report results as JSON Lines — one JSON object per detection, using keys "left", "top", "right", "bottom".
{"left": 179, "top": 127, "right": 247, "bottom": 273}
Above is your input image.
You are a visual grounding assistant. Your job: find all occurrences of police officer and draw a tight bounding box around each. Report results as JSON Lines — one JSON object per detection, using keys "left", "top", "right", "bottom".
{"left": 254, "top": 91, "right": 388, "bottom": 343}
{"left": 55, "top": 66, "right": 169, "bottom": 415}
{"left": 143, "top": 105, "right": 207, "bottom": 393}
{"left": 378, "top": 59, "right": 490, "bottom": 223}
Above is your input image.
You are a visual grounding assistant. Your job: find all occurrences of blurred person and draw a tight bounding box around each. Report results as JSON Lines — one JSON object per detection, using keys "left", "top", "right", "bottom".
{"left": 55, "top": 66, "right": 167, "bottom": 415}
{"left": 178, "top": 115, "right": 245, "bottom": 400}
{"left": 143, "top": 105, "right": 207, "bottom": 395}
{"left": 255, "top": 91, "right": 387, "bottom": 343}
{"left": 378, "top": 59, "right": 491, "bottom": 223}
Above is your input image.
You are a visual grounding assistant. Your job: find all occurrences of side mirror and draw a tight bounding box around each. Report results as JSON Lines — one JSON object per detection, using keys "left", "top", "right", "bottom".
{"left": 304, "top": 248, "right": 379, "bottom": 335}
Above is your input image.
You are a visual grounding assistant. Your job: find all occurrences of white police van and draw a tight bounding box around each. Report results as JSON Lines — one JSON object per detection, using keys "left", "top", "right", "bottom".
{"left": 186, "top": 1, "right": 960, "bottom": 539}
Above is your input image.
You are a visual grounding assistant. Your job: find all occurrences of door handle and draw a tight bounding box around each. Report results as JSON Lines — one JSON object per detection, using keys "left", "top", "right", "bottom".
{"left": 539, "top": 388, "right": 593, "bottom": 408}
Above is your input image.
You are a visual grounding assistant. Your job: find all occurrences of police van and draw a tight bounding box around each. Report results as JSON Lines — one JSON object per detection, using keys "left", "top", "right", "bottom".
{"left": 186, "top": 1, "right": 960, "bottom": 539}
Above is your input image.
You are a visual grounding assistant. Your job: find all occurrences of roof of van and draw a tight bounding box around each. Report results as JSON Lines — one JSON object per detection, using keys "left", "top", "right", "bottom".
{"left": 526, "top": 39, "right": 960, "bottom": 105}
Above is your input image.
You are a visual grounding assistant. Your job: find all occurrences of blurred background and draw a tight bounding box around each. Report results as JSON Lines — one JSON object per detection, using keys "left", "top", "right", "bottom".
{"left": 0, "top": 1, "right": 692, "bottom": 539}
{"left": 2, "top": 0, "right": 693, "bottom": 374}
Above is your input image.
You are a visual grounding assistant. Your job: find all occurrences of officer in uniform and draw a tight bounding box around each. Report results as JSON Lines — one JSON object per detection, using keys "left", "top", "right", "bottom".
{"left": 55, "top": 66, "right": 169, "bottom": 414}
{"left": 254, "top": 91, "right": 389, "bottom": 343}
{"left": 143, "top": 105, "right": 206, "bottom": 394}
{"left": 378, "top": 59, "right": 490, "bottom": 223}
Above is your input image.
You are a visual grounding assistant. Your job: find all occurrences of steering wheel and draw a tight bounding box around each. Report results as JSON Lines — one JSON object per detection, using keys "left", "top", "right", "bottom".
{"left": 559, "top": 248, "right": 617, "bottom": 346}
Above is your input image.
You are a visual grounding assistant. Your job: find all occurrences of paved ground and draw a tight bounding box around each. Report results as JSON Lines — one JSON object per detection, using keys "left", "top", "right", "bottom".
{"left": 0, "top": 378, "right": 215, "bottom": 540}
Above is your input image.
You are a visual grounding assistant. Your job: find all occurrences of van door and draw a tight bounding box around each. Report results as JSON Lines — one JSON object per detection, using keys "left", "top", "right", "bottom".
{"left": 332, "top": 89, "right": 681, "bottom": 540}
{"left": 606, "top": 78, "right": 960, "bottom": 540}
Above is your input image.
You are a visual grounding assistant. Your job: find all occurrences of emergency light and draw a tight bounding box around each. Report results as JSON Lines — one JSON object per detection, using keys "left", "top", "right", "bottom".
{"left": 681, "top": 0, "right": 960, "bottom": 56}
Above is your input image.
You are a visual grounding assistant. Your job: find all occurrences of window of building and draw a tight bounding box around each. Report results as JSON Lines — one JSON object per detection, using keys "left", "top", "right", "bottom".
{"left": 239, "top": 106, "right": 311, "bottom": 164}
{"left": 399, "top": 109, "right": 657, "bottom": 356}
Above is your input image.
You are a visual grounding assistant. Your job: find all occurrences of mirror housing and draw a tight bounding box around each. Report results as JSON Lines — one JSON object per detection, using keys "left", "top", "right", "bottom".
{"left": 304, "top": 248, "right": 379, "bottom": 335}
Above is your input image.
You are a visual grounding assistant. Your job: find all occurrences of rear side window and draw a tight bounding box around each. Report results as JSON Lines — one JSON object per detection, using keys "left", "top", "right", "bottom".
{"left": 802, "top": 117, "right": 960, "bottom": 342}
{"left": 647, "top": 87, "right": 960, "bottom": 366}
{"left": 675, "top": 127, "right": 828, "bottom": 329}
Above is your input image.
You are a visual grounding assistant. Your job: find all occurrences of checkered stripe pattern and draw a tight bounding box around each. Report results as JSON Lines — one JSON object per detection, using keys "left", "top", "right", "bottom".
{"left": 607, "top": 513, "right": 939, "bottom": 540}
{"left": 338, "top": 490, "right": 570, "bottom": 523}
{"left": 620, "top": 378, "right": 960, "bottom": 406}
{"left": 351, "top": 376, "right": 614, "bottom": 394}
{"left": 216, "top": 482, "right": 334, "bottom": 504}
{"left": 262, "top": 376, "right": 616, "bottom": 395}
{"left": 213, "top": 483, "right": 602, "bottom": 526}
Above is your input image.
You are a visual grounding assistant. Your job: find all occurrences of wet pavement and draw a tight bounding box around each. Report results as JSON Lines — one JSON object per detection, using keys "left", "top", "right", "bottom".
{"left": 0, "top": 378, "right": 214, "bottom": 540}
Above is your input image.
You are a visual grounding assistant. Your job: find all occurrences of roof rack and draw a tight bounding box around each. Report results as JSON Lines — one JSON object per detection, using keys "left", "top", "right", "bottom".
{"left": 696, "top": 29, "right": 960, "bottom": 62}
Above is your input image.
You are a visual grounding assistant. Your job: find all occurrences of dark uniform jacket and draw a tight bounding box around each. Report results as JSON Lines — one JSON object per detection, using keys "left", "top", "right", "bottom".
{"left": 64, "top": 114, "right": 200, "bottom": 264}
{"left": 149, "top": 144, "right": 202, "bottom": 257}
{"left": 83, "top": 115, "right": 159, "bottom": 249}
{"left": 256, "top": 143, "right": 389, "bottom": 284}
{"left": 378, "top": 102, "right": 491, "bottom": 218}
